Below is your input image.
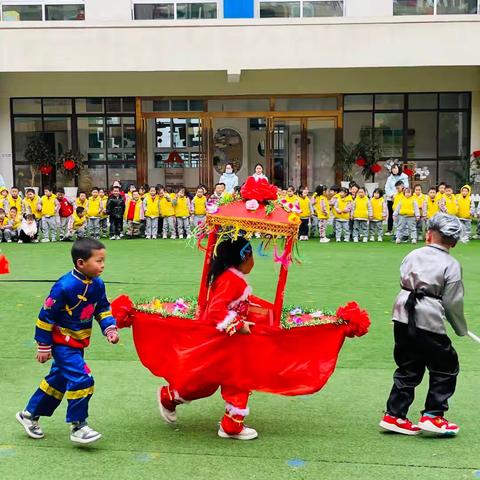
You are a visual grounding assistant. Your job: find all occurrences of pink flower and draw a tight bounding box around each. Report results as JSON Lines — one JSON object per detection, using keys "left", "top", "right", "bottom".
{"left": 245, "top": 199, "right": 260, "bottom": 211}
{"left": 80, "top": 304, "right": 95, "bottom": 321}
{"left": 44, "top": 297, "right": 56, "bottom": 309}
{"left": 206, "top": 202, "right": 219, "bottom": 214}
{"left": 280, "top": 198, "right": 288, "bottom": 205}
{"left": 287, "top": 202, "right": 294, "bottom": 210}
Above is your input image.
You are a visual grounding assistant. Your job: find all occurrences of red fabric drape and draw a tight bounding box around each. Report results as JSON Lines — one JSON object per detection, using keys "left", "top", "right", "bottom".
{"left": 112, "top": 296, "right": 369, "bottom": 396}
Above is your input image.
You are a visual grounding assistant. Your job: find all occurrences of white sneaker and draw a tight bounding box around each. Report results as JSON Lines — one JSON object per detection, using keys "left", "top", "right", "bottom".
{"left": 385, "top": 231, "right": 392, "bottom": 236}
{"left": 362, "top": 237, "right": 368, "bottom": 243}
{"left": 152, "top": 236, "right": 157, "bottom": 239}
{"left": 218, "top": 425, "right": 258, "bottom": 440}
{"left": 369, "top": 236, "right": 375, "bottom": 242}
{"left": 319, "top": 237, "right": 330, "bottom": 243}
{"left": 378, "top": 237, "right": 383, "bottom": 242}
{"left": 353, "top": 238, "right": 359, "bottom": 243}
{"left": 146, "top": 235, "right": 151, "bottom": 240}
{"left": 396, "top": 239, "right": 401, "bottom": 244}
{"left": 70, "top": 423, "right": 102, "bottom": 444}
{"left": 163, "top": 235, "right": 167, "bottom": 239}
{"left": 16, "top": 411, "right": 44, "bottom": 439}
{"left": 344, "top": 238, "right": 349, "bottom": 242}
{"left": 179, "top": 235, "right": 184, "bottom": 239}
{"left": 18, "top": 240, "right": 23, "bottom": 244}
{"left": 412, "top": 240, "right": 417, "bottom": 244}
{"left": 186, "top": 234, "right": 192, "bottom": 239}
{"left": 6, "top": 239, "right": 12, "bottom": 243}
{"left": 41, "top": 238, "right": 50, "bottom": 243}
{"left": 110, "top": 236, "right": 115, "bottom": 240}
{"left": 115, "top": 236, "right": 121, "bottom": 240}
{"left": 418, "top": 235, "right": 423, "bottom": 241}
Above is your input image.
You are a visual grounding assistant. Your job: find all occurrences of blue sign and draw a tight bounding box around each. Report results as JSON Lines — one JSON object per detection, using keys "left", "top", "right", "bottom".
{"left": 224, "top": 0, "right": 254, "bottom": 18}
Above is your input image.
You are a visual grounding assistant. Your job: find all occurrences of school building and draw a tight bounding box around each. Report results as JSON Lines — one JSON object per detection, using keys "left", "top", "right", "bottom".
{"left": 0, "top": 0, "right": 479, "bottom": 193}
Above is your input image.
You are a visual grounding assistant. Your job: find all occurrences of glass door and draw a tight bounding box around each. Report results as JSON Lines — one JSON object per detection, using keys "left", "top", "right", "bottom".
{"left": 306, "top": 117, "right": 337, "bottom": 190}
{"left": 271, "top": 119, "right": 301, "bottom": 188}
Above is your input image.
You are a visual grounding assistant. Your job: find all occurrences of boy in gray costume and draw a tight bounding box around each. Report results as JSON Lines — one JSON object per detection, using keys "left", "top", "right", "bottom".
{"left": 380, "top": 213, "right": 467, "bottom": 436}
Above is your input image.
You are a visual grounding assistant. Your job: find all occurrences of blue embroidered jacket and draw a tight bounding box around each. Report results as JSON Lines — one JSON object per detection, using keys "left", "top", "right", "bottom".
{"left": 35, "top": 269, "right": 116, "bottom": 348}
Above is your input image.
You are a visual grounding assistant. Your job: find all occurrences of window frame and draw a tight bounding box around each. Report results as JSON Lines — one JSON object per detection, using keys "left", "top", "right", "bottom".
{"left": 255, "top": 0, "right": 345, "bottom": 18}
{"left": 393, "top": 0, "right": 480, "bottom": 16}
{"left": 131, "top": 0, "right": 221, "bottom": 20}
{"left": 0, "top": 0, "right": 85, "bottom": 21}
{"left": 342, "top": 91, "right": 472, "bottom": 184}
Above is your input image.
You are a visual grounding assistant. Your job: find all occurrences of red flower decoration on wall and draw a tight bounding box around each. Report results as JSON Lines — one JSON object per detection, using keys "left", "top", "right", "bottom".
{"left": 240, "top": 177, "right": 278, "bottom": 202}
{"left": 355, "top": 157, "right": 366, "bottom": 167}
{"left": 404, "top": 168, "right": 414, "bottom": 177}
{"left": 63, "top": 159, "right": 76, "bottom": 171}
{"left": 40, "top": 165, "right": 53, "bottom": 175}
{"left": 370, "top": 164, "right": 382, "bottom": 174}
{"left": 472, "top": 150, "right": 480, "bottom": 159}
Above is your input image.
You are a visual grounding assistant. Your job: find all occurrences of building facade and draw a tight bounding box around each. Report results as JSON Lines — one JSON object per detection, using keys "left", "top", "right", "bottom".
{"left": 1, "top": 0, "right": 479, "bottom": 192}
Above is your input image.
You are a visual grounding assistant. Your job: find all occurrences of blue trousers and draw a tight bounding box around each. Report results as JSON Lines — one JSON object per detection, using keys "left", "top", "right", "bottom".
{"left": 26, "top": 345, "right": 94, "bottom": 423}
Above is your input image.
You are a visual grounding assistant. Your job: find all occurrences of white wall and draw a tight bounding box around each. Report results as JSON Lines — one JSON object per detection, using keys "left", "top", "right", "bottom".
{"left": 85, "top": 0, "right": 132, "bottom": 22}
{"left": 1, "top": 18, "right": 480, "bottom": 73}
{"left": 346, "top": 0, "right": 392, "bottom": 17}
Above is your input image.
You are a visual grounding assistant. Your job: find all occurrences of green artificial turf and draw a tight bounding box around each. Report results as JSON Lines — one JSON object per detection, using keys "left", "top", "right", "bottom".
{"left": 1, "top": 239, "right": 480, "bottom": 480}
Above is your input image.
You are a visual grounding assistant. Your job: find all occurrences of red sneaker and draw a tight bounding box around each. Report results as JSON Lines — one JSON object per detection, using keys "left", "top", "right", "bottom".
{"left": 379, "top": 414, "right": 421, "bottom": 435}
{"left": 418, "top": 415, "right": 459, "bottom": 435}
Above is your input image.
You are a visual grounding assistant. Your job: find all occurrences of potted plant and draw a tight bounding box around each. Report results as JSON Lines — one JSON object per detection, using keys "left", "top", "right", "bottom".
{"left": 354, "top": 139, "right": 383, "bottom": 196}
{"left": 24, "top": 136, "right": 55, "bottom": 191}
{"left": 57, "top": 150, "right": 84, "bottom": 199}
{"left": 336, "top": 142, "right": 357, "bottom": 186}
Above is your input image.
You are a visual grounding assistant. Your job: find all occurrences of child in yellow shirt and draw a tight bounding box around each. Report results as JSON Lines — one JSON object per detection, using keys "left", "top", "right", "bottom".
{"left": 393, "top": 188, "right": 420, "bottom": 244}
{"left": 159, "top": 188, "right": 176, "bottom": 239}
{"left": 439, "top": 185, "right": 458, "bottom": 216}
{"left": 456, "top": 185, "right": 474, "bottom": 242}
{"left": 4, "top": 206, "right": 21, "bottom": 242}
{"left": 192, "top": 186, "right": 207, "bottom": 228}
{"left": 174, "top": 187, "right": 191, "bottom": 239}
{"left": 333, "top": 188, "right": 352, "bottom": 242}
{"left": 426, "top": 187, "right": 439, "bottom": 220}
{"left": 72, "top": 207, "right": 87, "bottom": 238}
{"left": 86, "top": 188, "right": 103, "bottom": 239}
{"left": 98, "top": 188, "right": 109, "bottom": 238}
{"left": 76, "top": 192, "right": 88, "bottom": 209}
{"left": 144, "top": 186, "right": 160, "bottom": 239}
{"left": 297, "top": 186, "right": 312, "bottom": 241}
{"left": 351, "top": 187, "right": 371, "bottom": 243}
{"left": 313, "top": 185, "right": 331, "bottom": 243}
{"left": 369, "top": 188, "right": 387, "bottom": 242}
{"left": 40, "top": 187, "right": 58, "bottom": 243}
{"left": 23, "top": 188, "right": 42, "bottom": 222}
{"left": 413, "top": 184, "right": 427, "bottom": 241}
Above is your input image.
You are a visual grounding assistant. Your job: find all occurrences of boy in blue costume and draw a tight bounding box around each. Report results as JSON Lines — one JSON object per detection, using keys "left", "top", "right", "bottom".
{"left": 17, "top": 238, "right": 119, "bottom": 444}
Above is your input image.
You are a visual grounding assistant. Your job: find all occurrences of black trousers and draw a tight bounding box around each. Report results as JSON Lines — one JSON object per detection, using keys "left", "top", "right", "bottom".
{"left": 109, "top": 216, "right": 123, "bottom": 236}
{"left": 299, "top": 218, "right": 309, "bottom": 237}
{"left": 386, "top": 322, "right": 459, "bottom": 419}
{"left": 19, "top": 230, "right": 36, "bottom": 243}
{"left": 387, "top": 200, "right": 394, "bottom": 232}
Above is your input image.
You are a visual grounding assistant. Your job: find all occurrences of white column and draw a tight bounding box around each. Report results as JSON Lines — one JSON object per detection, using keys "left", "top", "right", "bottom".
{"left": 0, "top": 97, "right": 13, "bottom": 187}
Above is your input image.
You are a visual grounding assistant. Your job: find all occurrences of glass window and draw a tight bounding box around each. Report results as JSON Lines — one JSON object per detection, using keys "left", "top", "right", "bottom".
{"left": 76, "top": 98, "right": 104, "bottom": 113}
{"left": 413, "top": 160, "right": 438, "bottom": 186}
{"left": 303, "top": 1, "right": 343, "bottom": 16}
{"left": 437, "top": 0, "right": 477, "bottom": 14}
{"left": 43, "top": 117, "right": 72, "bottom": 157}
{"left": 437, "top": 160, "right": 469, "bottom": 190}
{"left": 260, "top": 1, "right": 300, "bottom": 17}
{"left": 2, "top": 4, "right": 43, "bottom": 21}
{"left": 45, "top": 4, "right": 85, "bottom": 21}
{"left": 393, "top": 0, "right": 434, "bottom": 15}
{"left": 439, "top": 93, "right": 470, "bottom": 109}
{"left": 275, "top": 97, "right": 337, "bottom": 111}
{"left": 43, "top": 98, "right": 72, "bottom": 114}
{"left": 208, "top": 99, "right": 270, "bottom": 112}
{"left": 176, "top": 2, "right": 217, "bottom": 18}
{"left": 343, "top": 112, "right": 372, "bottom": 145}
{"left": 13, "top": 118, "right": 44, "bottom": 164}
{"left": 12, "top": 98, "right": 42, "bottom": 114}
{"left": 408, "top": 93, "right": 437, "bottom": 110}
{"left": 407, "top": 112, "right": 437, "bottom": 159}
{"left": 172, "top": 118, "right": 187, "bottom": 147}
{"left": 374, "top": 113, "right": 403, "bottom": 158}
{"left": 133, "top": 3, "right": 175, "bottom": 19}
{"left": 344, "top": 95, "right": 374, "bottom": 111}
{"left": 77, "top": 117, "right": 105, "bottom": 151}
{"left": 171, "top": 99, "right": 189, "bottom": 111}
{"left": 105, "top": 97, "right": 135, "bottom": 113}
{"left": 156, "top": 118, "right": 172, "bottom": 148}
{"left": 439, "top": 112, "right": 469, "bottom": 157}
{"left": 153, "top": 100, "right": 171, "bottom": 111}
{"left": 375, "top": 94, "right": 404, "bottom": 110}
{"left": 189, "top": 99, "right": 204, "bottom": 111}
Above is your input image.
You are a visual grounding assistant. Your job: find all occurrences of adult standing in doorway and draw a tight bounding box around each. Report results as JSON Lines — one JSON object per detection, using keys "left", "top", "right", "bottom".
{"left": 251, "top": 163, "right": 268, "bottom": 182}
{"left": 219, "top": 163, "right": 239, "bottom": 194}
{"left": 385, "top": 163, "right": 409, "bottom": 235}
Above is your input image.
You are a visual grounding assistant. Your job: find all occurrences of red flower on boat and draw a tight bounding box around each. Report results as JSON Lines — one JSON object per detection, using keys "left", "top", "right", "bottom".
{"left": 63, "top": 159, "right": 76, "bottom": 171}
{"left": 0, "top": 255, "right": 10, "bottom": 274}
{"left": 355, "top": 157, "right": 366, "bottom": 167}
{"left": 240, "top": 177, "right": 278, "bottom": 202}
{"left": 370, "top": 164, "right": 382, "bottom": 174}
{"left": 336, "top": 302, "right": 371, "bottom": 338}
{"left": 40, "top": 165, "right": 53, "bottom": 175}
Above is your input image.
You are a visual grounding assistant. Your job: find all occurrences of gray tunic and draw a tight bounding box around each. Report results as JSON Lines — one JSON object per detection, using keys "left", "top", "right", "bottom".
{"left": 392, "top": 244, "right": 467, "bottom": 336}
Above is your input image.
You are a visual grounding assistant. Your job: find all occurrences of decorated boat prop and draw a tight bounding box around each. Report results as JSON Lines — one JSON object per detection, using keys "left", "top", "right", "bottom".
{"left": 112, "top": 177, "right": 370, "bottom": 396}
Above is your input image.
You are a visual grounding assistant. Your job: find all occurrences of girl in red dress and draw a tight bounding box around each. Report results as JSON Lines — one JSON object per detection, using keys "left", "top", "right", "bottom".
{"left": 158, "top": 237, "right": 258, "bottom": 440}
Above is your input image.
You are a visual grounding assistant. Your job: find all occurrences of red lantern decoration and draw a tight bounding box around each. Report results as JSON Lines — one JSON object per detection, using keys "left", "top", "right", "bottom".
{"left": 63, "top": 159, "right": 76, "bottom": 171}
{"left": 0, "top": 255, "right": 10, "bottom": 275}
{"left": 355, "top": 157, "right": 366, "bottom": 167}
{"left": 472, "top": 150, "right": 480, "bottom": 159}
{"left": 404, "top": 168, "right": 414, "bottom": 177}
{"left": 40, "top": 165, "right": 53, "bottom": 175}
{"left": 370, "top": 164, "right": 382, "bottom": 174}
